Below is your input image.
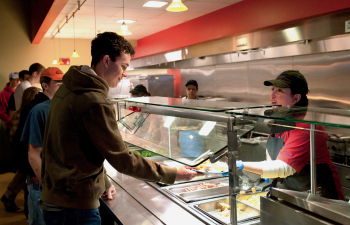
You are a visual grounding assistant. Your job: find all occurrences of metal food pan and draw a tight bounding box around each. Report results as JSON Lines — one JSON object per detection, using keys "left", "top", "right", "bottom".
{"left": 162, "top": 178, "right": 228, "bottom": 202}
{"left": 194, "top": 197, "right": 260, "bottom": 225}
{"left": 236, "top": 192, "right": 267, "bottom": 210}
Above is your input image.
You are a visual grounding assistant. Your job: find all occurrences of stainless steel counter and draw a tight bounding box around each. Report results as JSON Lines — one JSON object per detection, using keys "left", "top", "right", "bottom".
{"left": 102, "top": 162, "right": 260, "bottom": 225}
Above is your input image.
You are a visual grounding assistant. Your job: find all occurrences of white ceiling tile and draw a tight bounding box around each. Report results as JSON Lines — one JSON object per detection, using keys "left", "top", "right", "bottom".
{"left": 139, "top": 18, "right": 183, "bottom": 27}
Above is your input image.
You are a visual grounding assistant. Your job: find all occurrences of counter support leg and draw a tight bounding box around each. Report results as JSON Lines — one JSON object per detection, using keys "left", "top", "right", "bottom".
{"left": 227, "top": 117, "right": 239, "bottom": 225}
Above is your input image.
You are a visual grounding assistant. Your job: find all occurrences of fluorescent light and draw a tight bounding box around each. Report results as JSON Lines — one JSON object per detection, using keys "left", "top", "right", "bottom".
{"left": 164, "top": 50, "right": 182, "bottom": 61}
{"left": 199, "top": 121, "right": 216, "bottom": 136}
{"left": 143, "top": 1, "right": 168, "bottom": 8}
{"left": 163, "top": 116, "right": 175, "bottom": 128}
{"left": 116, "top": 20, "right": 136, "bottom": 24}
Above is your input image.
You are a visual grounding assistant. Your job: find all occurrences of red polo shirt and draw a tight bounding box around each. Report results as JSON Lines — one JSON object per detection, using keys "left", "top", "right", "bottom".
{"left": 0, "top": 83, "right": 14, "bottom": 128}
{"left": 275, "top": 122, "right": 344, "bottom": 200}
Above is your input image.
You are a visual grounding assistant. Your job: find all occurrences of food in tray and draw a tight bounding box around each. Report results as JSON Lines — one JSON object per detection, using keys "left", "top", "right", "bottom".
{"left": 210, "top": 207, "right": 259, "bottom": 221}
{"left": 184, "top": 182, "right": 225, "bottom": 192}
{"left": 194, "top": 160, "right": 228, "bottom": 173}
{"left": 240, "top": 194, "right": 264, "bottom": 210}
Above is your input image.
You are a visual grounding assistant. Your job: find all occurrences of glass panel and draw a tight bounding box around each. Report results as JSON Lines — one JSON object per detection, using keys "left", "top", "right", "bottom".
{"left": 124, "top": 96, "right": 272, "bottom": 112}
{"left": 226, "top": 106, "right": 350, "bottom": 130}
{"left": 117, "top": 111, "right": 254, "bottom": 167}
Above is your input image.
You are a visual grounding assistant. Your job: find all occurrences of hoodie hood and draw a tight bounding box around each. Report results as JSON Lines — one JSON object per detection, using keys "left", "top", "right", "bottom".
{"left": 63, "top": 66, "right": 109, "bottom": 98}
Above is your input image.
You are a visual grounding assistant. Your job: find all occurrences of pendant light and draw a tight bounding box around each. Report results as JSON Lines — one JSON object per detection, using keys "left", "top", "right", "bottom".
{"left": 58, "top": 28, "right": 64, "bottom": 65}
{"left": 117, "top": 0, "right": 132, "bottom": 35}
{"left": 52, "top": 37, "right": 58, "bottom": 64}
{"left": 166, "top": 0, "right": 188, "bottom": 12}
{"left": 71, "top": 12, "right": 80, "bottom": 57}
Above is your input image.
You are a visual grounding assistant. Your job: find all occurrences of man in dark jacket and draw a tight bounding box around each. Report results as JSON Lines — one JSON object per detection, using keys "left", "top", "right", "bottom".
{"left": 41, "top": 32, "right": 198, "bottom": 225}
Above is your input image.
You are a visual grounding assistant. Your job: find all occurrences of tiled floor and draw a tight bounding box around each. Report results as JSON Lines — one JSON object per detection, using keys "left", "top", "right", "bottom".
{"left": 0, "top": 172, "right": 28, "bottom": 225}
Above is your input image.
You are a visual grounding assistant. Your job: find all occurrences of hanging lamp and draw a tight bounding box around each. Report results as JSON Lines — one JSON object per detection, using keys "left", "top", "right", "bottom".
{"left": 117, "top": 0, "right": 132, "bottom": 35}
{"left": 58, "top": 29, "right": 64, "bottom": 65}
{"left": 166, "top": 0, "right": 188, "bottom": 12}
{"left": 71, "top": 12, "right": 80, "bottom": 57}
{"left": 52, "top": 37, "right": 58, "bottom": 64}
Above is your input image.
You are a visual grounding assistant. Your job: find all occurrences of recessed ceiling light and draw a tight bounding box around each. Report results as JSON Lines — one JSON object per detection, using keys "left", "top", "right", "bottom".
{"left": 116, "top": 20, "right": 136, "bottom": 24}
{"left": 143, "top": 1, "right": 168, "bottom": 8}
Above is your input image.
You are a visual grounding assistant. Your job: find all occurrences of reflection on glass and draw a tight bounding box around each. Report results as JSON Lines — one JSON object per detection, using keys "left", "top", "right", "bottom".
{"left": 117, "top": 110, "right": 254, "bottom": 166}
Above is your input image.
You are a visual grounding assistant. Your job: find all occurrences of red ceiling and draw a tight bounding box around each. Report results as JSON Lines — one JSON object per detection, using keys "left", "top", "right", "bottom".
{"left": 133, "top": 0, "right": 350, "bottom": 59}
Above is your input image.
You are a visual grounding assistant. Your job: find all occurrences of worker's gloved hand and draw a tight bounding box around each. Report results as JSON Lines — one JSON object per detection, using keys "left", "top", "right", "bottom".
{"left": 236, "top": 160, "right": 244, "bottom": 170}
{"left": 263, "top": 178, "right": 270, "bottom": 183}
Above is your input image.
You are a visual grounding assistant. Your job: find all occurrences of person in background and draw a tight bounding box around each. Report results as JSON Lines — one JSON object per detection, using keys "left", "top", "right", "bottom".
{"left": 129, "top": 84, "right": 150, "bottom": 112}
{"left": 0, "top": 72, "right": 20, "bottom": 130}
{"left": 130, "top": 84, "right": 150, "bottom": 97}
{"left": 41, "top": 32, "right": 198, "bottom": 225}
{"left": 183, "top": 79, "right": 199, "bottom": 99}
{"left": 14, "top": 63, "right": 45, "bottom": 111}
{"left": 1, "top": 87, "right": 39, "bottom": 213}
{"left": 8, "top": 70, "right": 31, "bottom": 119}
{"left": 236, "top": 70, "right": 344, "bottom": 200}
{"left": 20, "top": 67, "right": 64, "bottom": 225}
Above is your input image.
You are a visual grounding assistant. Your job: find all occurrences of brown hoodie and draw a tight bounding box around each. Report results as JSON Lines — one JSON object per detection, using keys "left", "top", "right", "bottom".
{"left": 41, "top": 66, "right": 177, "bottom": 209}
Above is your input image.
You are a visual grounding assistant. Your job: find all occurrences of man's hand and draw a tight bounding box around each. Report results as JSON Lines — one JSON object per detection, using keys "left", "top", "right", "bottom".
{"left": 101, "top": 185, "right": 116, "bottom": 200}
{"left": 175, "top": 166, "right": 200, "bottom": 182}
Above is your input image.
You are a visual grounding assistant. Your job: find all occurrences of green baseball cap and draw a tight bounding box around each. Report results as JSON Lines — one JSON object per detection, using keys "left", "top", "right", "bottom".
{"left": 264, "top": 70, "right": 309, "bottom": 95}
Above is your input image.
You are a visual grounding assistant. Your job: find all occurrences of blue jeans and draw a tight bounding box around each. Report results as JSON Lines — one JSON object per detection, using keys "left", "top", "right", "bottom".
{"left": 43, "top": 208, "right": 101, "bottom": 225}
{"left": 27, "top": 182, "right": 45, "bottom": 225}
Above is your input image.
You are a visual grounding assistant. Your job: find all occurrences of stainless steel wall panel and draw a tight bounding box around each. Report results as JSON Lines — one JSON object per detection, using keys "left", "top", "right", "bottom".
{"left": 293, "top": 51, "right": 350, "bottom": 108}
{"left": 214, "top": 63, "right": 249, "bottom": 102}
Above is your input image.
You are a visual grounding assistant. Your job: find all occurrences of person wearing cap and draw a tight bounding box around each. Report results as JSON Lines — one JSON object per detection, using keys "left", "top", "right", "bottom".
{"left": 183, "top": 79, "right": 199, "bottom": 99}
{"left": 130, "top": 84, "right": 150, "bottom": 97}
{"left": 236, "top": 70, "right": 344, "bottom": 200}
{"left": 129, "top": 84, "right": 150, "bottom": 112}
{"left": 7, "top": 70, "right": 31, "bottom": 120}
{"left": 11, "top": 67, "right": 63, "bottom": 224}
{"left": 0, "top": 72, "right": 20, "bottom": 129}
{"left": 14, "top": 63, "right": 45, "bottom": 111}
{"left": 40, "top": 32, "right": 198, "bottom": 224}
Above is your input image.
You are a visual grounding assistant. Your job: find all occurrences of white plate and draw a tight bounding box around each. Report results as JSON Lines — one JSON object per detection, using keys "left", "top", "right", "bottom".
{"left": 192, "top": 169, "right": 228, "bottom": 175}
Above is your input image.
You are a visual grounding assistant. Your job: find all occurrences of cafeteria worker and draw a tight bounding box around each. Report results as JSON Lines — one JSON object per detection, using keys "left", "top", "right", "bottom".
{"left": 236, "top": 70, "right": 344, "bottom": 200}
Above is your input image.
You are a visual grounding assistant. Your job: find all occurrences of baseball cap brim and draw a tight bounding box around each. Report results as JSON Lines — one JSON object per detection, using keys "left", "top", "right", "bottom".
{"left": 130, "top": 89, "right": 141, "bottom": 95}
{"left": 264, "top": 80, "right": 290, "bottom": 88}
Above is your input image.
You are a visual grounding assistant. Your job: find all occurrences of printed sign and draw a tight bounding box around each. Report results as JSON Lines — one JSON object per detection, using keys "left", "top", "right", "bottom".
{"left": 59, "top": 58, "right": 70, "bottom": 65}
{"left": 346, "top": 20, "right": 350, "bottom": 33}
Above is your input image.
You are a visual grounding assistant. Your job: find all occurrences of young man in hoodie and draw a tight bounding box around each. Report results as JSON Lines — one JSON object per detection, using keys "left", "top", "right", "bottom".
{"left": 41, "top": 32, "right": 198, "bottom": 224}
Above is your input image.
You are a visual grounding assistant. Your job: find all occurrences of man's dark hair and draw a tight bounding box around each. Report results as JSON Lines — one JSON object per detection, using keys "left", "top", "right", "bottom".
{"left": 29, "top": 63, "right": 45, "bottom": 76}
{"left": 19, "top": 70, "right": 30, "bottom": 80}
{"left": 40, "top": 76, "right": 52, "bottom": 91}
{"left": 91, "top": 32, "right": 135, "bottom": 67}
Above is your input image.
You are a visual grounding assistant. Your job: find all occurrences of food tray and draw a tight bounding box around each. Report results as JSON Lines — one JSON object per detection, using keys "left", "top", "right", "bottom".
{"left": 162, "top": 178, "right": 228, "bottom": 202}
{"left": 194, "top": 197, "right": 260, "bottom": 225}
{"left": 236, "top": 192, "right": 267, "bottom": 210}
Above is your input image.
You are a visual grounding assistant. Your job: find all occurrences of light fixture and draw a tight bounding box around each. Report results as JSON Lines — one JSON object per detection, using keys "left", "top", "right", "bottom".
{"left": 117, "top": 0, "right": 132, "bottom": 36}
{"left": 116, "top": 19, "right": 135, "bottom": 24}
{"left": 52, "top": 37, "right": 58, "bottom": 64}
{"left": 71, "top": 12, "right": 80, "bottom": 58}
{"left": 143, "top": 1, "right": 168, "bottom": 8}
{"left": 166, "top": 0, "right": 188, "bottom": 12}
{"left": 58, "top": 28, "right": 64, "bottom": 65}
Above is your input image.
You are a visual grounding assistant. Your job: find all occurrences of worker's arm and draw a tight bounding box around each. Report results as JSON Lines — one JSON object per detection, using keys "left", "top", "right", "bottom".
{"left": 28, "top": 143, "right": 42, "bottom": 183}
